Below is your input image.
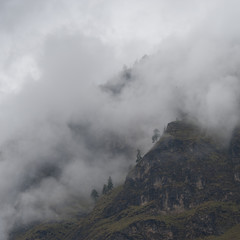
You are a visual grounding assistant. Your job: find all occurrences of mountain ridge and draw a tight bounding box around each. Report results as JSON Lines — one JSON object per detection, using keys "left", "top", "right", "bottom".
{"left": 11, "top": 120, "right": 240, "bottom": 240}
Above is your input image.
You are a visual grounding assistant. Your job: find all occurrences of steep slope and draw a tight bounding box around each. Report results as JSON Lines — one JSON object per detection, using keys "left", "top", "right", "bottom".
{"left": 12, "top": 120, "right": 240, "bottom": 240}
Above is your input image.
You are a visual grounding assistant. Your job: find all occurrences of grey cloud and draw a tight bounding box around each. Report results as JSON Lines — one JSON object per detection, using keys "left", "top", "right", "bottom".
{"left": 101, "top": 66, "right": 133, "bottom": 95}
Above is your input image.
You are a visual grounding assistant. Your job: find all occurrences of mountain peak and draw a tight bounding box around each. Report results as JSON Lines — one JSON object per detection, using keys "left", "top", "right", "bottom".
{"left": 165, "top": 120, "right": 201, "bottom": 138}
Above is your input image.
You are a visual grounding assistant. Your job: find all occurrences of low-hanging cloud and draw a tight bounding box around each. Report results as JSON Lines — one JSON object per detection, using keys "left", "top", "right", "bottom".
{"left": 1, "top": 0, "right": 240, "bottom": 239}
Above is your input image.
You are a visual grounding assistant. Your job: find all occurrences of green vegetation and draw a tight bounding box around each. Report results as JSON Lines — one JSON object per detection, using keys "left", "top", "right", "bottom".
{"left": 102, "top": 176, "right": 114, "bottom": 195}
{"left": 102, "top": 183, "right": 108, "bottom": 195}
{"left": 107, "top": 176, "right": 113, "bottom": 191}
{"left": 79, "top": 198, "right": 240, "bottom": 240}
{"left": 11, "top": 221, "right": 79, "bottom": 240}
{"left": 12, "top": 193, "right": 240, "bottom": 240}
{"left": 197, "top": 224, "right": 240, "bottom": 240}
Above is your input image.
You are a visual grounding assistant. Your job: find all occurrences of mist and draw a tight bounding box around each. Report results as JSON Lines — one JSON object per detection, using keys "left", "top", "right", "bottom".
{"left": 1, "top": 0, "right": 240, "bottom": 239}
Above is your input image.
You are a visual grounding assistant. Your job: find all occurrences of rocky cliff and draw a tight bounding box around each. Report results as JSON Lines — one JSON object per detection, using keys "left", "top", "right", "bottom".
{"left": 11, "top": 120, "right": 240, "bottom": 240}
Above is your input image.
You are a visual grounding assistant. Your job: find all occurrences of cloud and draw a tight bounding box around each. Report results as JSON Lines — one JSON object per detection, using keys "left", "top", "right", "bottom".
{"left": 0, "top": 0, "right": 240, "bottom": 239}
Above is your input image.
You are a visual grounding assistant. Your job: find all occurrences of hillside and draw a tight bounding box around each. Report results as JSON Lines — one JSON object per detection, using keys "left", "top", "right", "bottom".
{"left": 11, "top": 120, "right": 240, "bottom": 240}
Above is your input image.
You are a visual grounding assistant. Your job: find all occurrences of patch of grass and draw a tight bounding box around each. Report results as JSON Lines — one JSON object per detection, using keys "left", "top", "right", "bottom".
{"left": 196, "top": 224, "right": 240, "bottom": 240}
{"left": 12, "top": 192, "right": 240, "bottom": 240}
{"left": 12, "top": 221, "right": 79, "bottom": 240}
{"left": 82, "top": 200, "right": 240, "bottom": 240}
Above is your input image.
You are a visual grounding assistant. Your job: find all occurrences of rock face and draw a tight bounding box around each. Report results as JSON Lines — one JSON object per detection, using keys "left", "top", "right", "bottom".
{"left": 122, "top": 121, "right": 239, "bottom": 211}
{"left": 12, "top": 121, "right": 240, "bottom": 240}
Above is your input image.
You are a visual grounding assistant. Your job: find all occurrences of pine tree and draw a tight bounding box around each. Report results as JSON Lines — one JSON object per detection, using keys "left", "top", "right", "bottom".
{"left": 107, "top": 176, "right": 113, "bottom": 191}
{"left": 102, "top": 184, "right": 108, "bottom": 195}
{"left": 90, "top": 189, "right": 99, "bottom": 202}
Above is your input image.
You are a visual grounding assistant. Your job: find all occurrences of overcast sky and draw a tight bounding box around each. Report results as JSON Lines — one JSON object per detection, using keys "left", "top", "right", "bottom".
{"left": 1, "top": 0, "right": 240, "bottom": 239}
{"left": 0, "top": 0, "right": 213, "bottom": 94}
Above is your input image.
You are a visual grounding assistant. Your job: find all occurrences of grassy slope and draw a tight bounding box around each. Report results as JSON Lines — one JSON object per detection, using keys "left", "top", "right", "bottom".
{"left": 13, "top": 221, "right": 78, "bottom": 240}
{"left": 197, "top": 224, "right": 240, "bottom": 240}
{"left": 15, "top": 185, "right": 240, "bottom": 240}
{"left": 79, "top": 196, "right": 240, "bottom": 240}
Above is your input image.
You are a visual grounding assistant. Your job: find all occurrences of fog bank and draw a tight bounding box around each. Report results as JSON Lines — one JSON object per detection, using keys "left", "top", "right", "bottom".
{"left": 0, "top": 0, "right": 240, "bottom": 239}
